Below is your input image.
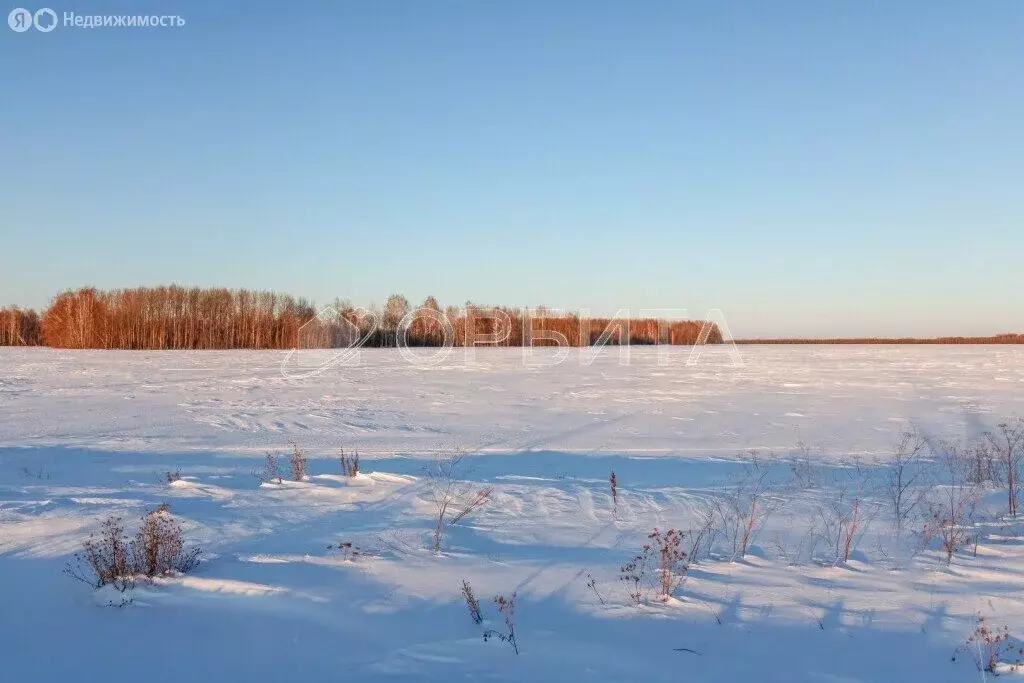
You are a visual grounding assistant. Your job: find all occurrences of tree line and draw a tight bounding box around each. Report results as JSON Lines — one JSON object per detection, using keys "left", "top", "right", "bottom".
{"left": 734, "top": 335, "right": 1024, "bottom": 344}
{"left": 0, "top": 287, "right": 722, "bottom": 350}
{"left": 0, "top": 307, "right": 41, "bottom": 346}
{"left": 5, "top": 287, "right": 1021, "bottom": 349}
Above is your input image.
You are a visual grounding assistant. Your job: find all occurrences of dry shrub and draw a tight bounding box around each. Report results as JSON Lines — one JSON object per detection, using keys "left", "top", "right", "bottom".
{"left": 289, "top": 443, "right": 307, "bottom": 481}
{"left": 585, "top": 573, "right": 606, "bottom": 605}
{"left": 650, "top": 528, "right": 688, "bottom": 599}
{"left": 19, "top": 466, "right": 49, "bottom": 480}
{"left": 620, "top": 544, "right": 651, "bottom": 605}
{"left": 65, "top": 505, "right": 200, "bottom": 589}
{"left": 483, "top": 593, "right": 519, "bottom": 654}
{"left": 424, "top": 449, "right": 493, "bottom": 552}
{"left": 328, "top": 541, "right": 361, "bottom": 561}
{"left": 255, "top": 452, "right": 283, "bottom": 484}
{"left": 621, "top": 528, "right": 690, "bottom": 604}
{"left": 461, "top": 579, "right": 483, "bottom": 624}
{"left": 460, "top": 582, "right": 520, "bottom": 654}
{"left": 132, "top": 504, "right": 201, "bottom": 577}
{"left": 609, "top": 471, "right": 618, "bottom": 519}
{"left": 65, "top": 516, "right": 132, "bottom": 589}
{"left": 955, "top": 614, "right": 1023, "bottom": 674}
{"left": 340, "top": 447, "right": 360, "bottom": 477}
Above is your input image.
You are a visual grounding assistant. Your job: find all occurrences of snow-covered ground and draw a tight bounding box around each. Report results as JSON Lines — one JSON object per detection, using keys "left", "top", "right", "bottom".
{"left": 2, "top": 345, "right": 1024, "bottom": 681}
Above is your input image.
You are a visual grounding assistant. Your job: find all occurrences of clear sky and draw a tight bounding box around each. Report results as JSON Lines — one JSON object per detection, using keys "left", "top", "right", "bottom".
{"left": 1, "top": 1, "right": 1021, "bottom": 337}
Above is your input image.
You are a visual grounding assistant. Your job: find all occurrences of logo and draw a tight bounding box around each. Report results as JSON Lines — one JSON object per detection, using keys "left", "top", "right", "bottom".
{"left": 33, "top": 7, "right": 55, "bottom": 31}
{"left": 8, "top": 7, "right": 31, "bottom": 30}
{"left": 8, "top": 7, "right": 56, "bottom": 31}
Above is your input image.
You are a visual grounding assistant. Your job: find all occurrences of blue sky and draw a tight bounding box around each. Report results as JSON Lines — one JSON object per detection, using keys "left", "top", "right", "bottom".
{"left": 1, "top": 1, "right": 1021, "bottom": 337}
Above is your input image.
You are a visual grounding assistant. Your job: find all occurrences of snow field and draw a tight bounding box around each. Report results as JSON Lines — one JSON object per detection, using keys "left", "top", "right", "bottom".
{"left": 2, "top": 345, "right": 1024, "bottom": 681}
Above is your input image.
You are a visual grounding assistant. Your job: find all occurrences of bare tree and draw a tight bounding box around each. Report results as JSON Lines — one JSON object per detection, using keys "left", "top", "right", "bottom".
{"left": 818, "top": 458, "right": 879, "bottom": 565}
{"left": 987, "top": 418, "right": 1024, "bottom": 517}
{"left": 0, "top": 307, "right": 41, "bottom": 346}
{"left": 406, "top": 296, "right": 446, "bottom": 346}
{"left": 720, "top": 452, "right": 779, "bottom": 561}
{"left": 789, "top": 441, "right": 824, "bottom": 490}
{"left": 884, "top": 427, "right": 931, "bottom": 536}
{"left": 687, "top": 497, "right": 721, "bottom": 563}
{"left": 928, "top": 440, "right": 983, "bottom": 565}
{"left": 382, "top": 294, "right": 411, "bottom": 347}
{"left": 966, "top": 438, "right": 998, "bottom": 486}
{"left": 773, "top": 518, "right": 820, "bottom": 567}
{"left": 423, "top": 449, "right": 493, "bottom": 552}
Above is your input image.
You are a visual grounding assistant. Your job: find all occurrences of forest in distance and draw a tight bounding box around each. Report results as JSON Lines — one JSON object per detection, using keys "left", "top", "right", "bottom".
{"left": 735, "top": 335, "right": 1024, "bottom": 345}
{"left": 0, "top": 286, "right": 720, "bottom": 350}
{"left": 1, "top": 285, "right": 1021, "bottom": 350}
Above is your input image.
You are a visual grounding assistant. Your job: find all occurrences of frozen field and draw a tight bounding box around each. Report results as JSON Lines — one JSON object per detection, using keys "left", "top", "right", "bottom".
{"left": 2, "top": 345, "right": 1024, "bottom": 682}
